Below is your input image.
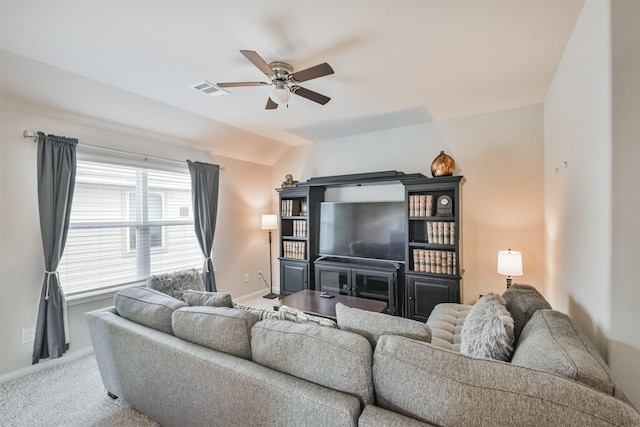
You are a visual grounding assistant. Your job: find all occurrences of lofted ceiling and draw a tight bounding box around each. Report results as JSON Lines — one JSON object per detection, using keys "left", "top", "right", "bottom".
{"left": 0, "top": 0, "right": 583, "bottom": 164}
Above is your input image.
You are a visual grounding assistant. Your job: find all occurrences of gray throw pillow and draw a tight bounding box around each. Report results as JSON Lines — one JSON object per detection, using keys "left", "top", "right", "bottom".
{"left": 335, "top": 303, "right": 431, "bottom": 348}
{"left": 183, "top": 290, "right": 233, "bottom": 308}
{"left": 460, "top": 293, "right": 514, "bottom": 361}
{"left": 146, "top": 268, "right": 205, "bottom": 300}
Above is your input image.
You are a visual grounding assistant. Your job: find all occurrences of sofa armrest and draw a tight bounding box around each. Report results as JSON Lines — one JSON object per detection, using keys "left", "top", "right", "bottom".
{"left": 373, "top": 335, "right": 640, "bottom": 427}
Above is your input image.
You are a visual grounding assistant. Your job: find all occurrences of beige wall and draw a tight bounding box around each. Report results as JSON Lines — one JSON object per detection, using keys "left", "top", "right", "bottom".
{"left": 272, "top": 104, "right": 545, "bottom": 304}
{"left": 544, "top": 0, "right": 639, "bottom": 408}
{"left": 0, "top": 102, "right": 272, "bottom": 375}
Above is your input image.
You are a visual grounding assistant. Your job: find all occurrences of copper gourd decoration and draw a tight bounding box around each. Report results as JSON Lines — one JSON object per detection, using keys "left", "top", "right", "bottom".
{"left": 431, "top": 150, "right": 455, "bottom": 177}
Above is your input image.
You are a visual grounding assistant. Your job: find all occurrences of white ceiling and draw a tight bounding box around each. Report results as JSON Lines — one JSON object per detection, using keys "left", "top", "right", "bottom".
{"left": 0, "top": 0, "right": 583, "bottom": 164}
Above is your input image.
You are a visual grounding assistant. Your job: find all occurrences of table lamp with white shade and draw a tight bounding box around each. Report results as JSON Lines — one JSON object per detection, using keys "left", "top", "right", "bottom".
{"left": 497, "top": 249, "right": 523, "bottom": 289}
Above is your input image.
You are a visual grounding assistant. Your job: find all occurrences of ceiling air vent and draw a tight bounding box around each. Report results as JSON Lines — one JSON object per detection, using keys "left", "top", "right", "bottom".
{"left": 191, "top": 80, "right": 229, "bottom": 97}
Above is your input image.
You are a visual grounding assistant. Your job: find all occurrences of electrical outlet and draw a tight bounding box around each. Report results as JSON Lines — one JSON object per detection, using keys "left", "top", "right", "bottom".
{"left": 257, "top": 270, "right": 262, "bottom": 279}
{"left": 22, "top": 327, "right": 35, "bottom": 344}
{"left": 243, "top": 274, "right": 249, "bottom": 283}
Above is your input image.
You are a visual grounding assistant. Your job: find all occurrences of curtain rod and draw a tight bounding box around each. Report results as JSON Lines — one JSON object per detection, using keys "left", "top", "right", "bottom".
{"left": 22, "top": 129, "right": 225, "bottom": 170}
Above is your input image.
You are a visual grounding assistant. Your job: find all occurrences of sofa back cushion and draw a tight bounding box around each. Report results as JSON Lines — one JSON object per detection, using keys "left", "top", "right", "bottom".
{"left": 172, "top": 306, "right": 259, "bottom": 359}
{"left": 114, "top": 287, "right": 187, "bottom": 334}
{"left": 335, "top": 303, "right": 431, "bottom": 348}
{"left": 251, "top": 319, "right": 374, "bottom": 407}
{"left": 511, "top": 309, "right": 618, "bottom": 396}
{"left": 502, "top": 284, "right": 551, "bottom": 344}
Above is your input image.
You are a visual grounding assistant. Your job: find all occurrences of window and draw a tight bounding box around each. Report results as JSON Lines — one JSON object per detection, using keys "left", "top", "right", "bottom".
{"left": 128, "top": 191, "right": 164, "bottom": 251}
{"left": 58, "top": 158, "right": 202, "bottom": 295}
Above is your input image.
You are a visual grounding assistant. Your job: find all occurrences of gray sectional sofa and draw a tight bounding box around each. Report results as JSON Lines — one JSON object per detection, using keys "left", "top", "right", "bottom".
{"left": 85, "top": 284, "right": 640, "bottom": 426}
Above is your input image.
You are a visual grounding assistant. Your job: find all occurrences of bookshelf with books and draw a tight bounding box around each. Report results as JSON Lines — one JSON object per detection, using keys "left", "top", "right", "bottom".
{"left": 277, "top": 186, "right": 324, "bottom": 297}
{"left": 404, "top": 176, "right": 464, "bottom": 321}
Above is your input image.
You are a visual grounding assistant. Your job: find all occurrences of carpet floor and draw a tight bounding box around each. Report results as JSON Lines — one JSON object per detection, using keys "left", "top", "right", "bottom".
{"left": 0, "top": 354, "right": 159, "bottom": 427}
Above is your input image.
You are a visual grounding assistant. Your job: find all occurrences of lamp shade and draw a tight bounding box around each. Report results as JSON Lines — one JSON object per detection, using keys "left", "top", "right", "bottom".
{"left": 261, "top": 214, "right": 278, "bottom": 230}
{"left": 497, "top": 249, "right": 523, "bottom": 276}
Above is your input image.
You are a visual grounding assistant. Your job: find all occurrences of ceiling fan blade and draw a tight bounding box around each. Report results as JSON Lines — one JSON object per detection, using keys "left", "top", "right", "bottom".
{"left": 291, "top": 63, "right": 334, "bottom": 83}
{"left": 265, "top": 98, "right": 278, "bottom": 110}
{"left": 291, "top": 86, "right": 331, "bottom": 105}
{"left": 216, "top": 82, "right": 266, "bottom": 88}
{"left": 240, "top": 50, "right": 275, "bottom": 77}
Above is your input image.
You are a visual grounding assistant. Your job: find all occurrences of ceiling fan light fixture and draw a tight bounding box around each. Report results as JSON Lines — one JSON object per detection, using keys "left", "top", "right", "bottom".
{"left": 269, "top": 81, "right": 291, "bottom": 105}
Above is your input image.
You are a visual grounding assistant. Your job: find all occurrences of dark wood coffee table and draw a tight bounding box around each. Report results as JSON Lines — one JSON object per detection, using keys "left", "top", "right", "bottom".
{"left": 278, "top": 290, "right": 388, "bottom": 320}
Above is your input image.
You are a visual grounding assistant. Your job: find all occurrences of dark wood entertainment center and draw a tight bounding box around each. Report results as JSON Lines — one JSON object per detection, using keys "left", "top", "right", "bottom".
{"left": 277, "top": 170, "right": 464, "bottom": 320}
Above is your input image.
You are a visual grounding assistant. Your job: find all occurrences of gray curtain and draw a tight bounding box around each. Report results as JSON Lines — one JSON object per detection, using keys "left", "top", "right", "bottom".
{"left": 187, "top": 161, "right": 220, "bottom": 292}
{"left": 33, "top": 133, "right": 77, "bottom": 364}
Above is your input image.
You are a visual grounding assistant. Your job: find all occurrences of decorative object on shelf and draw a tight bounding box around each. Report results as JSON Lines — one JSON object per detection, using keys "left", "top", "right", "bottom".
{"left": 435, "top": 195, "right": 453, "bottom": 217}
{"left": 261, "top": 214, "right": 279, "bottom": 299}
{"left": 281, "top": 174, "right": 299, "bottom": 188}
{"left": 497, "top": 249, "right": 523, "bottom": 289}
{"left": 430, "top": 150, "right": 455, "bottom": 177}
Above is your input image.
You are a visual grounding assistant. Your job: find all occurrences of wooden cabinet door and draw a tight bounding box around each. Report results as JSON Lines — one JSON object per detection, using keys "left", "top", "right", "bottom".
{"left": 316, "top": 264, "right": 352, "bottom": 296}
{"left": 280, "top": 261, "right": 309, "bottom": 296}
{"left": 406, "top": 274, "right": 460, "bottom": 322}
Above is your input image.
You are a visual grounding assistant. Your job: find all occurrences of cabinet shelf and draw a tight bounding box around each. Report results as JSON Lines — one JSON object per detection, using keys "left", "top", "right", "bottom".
{"left": 283, "top": 236, "right": 307, "bottom": 241}
{"left": 409, "top": 216, "right": 455, "bottom": 222}
{"left": 409, "top": 241, "right": 455, "bottom": 249}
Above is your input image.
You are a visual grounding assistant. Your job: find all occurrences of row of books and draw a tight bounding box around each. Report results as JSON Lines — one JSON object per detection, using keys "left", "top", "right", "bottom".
{"left": 282, "top": 199, "right": 304, "bottom": 217}
{"left": 408, "top": 194, "right": 434, "bottom": 217}
{"left": 412, "top": 249, "right": 457, "bottom": 275}
{"left": 283, "top": 241, "right": 306, "bottom": 260}
{"left": 292, "top": 220, "right": 307, "bottom": 237}
{"left": 427, "top": 221, "right": 456, "bottom": 245}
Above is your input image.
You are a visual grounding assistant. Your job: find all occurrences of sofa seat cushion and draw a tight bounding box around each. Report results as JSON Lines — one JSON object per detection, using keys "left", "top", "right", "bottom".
{"left": 511, "top": 309, "right": 619, "bottom": 396}
{"left": 146, "top": 268, "right": 204, "bottom": 300}
{"left": 426, "top": 303, "right": 471, "bottom": 352}
{"left": 336, "top": 303, "right": 431, "bottom": 348}
{"left": 172, "top": 306, "right": 259, "bottom": 359}
{"left": 502, "top": 283, "right": 551, "bottom": 344}
{"left": 251, "top": 319, "right": 374, "bottom": 407}
{"left": 373, "top": 335, "right": 640, "bottom": 426}
{"left": 183, "top": 290, "right": 233, "bottom": 308}
{"left": 114, "top": 287, "right": 187, "bottom": 334}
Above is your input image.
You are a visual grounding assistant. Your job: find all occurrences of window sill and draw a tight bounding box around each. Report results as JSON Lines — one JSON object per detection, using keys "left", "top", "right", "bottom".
{"left": 66, "top": 282, "right": 145, "bottom": 306}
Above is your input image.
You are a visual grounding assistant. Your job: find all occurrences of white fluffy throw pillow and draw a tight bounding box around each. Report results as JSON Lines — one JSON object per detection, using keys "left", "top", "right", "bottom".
{"left": 460, "top": 293, "right": 514, "bottom": 361}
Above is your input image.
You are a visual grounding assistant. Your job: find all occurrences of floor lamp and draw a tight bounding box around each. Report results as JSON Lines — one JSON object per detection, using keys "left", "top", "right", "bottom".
{"left": 261, "top": 214, "right": 278, "bottom": 299}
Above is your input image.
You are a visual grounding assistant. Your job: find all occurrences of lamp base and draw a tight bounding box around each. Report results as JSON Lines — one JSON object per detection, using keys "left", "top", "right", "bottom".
{"left": 262, "top": 292, "right": 279, "bottom": 300}
{"left": 506, "top": 277, "right": 513, "bottom": 289}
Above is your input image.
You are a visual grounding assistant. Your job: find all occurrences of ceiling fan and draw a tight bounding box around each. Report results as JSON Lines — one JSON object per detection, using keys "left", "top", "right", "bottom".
{"left": 217, "top": 50, "right": 334, "bottom": 110}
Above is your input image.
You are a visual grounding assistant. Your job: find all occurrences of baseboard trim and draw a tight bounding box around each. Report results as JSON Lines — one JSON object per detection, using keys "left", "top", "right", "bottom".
{"left": 234, "top": 289, "right": 272, "bottom": 303}
{"left": 0, "top": 347, "right": 94, "bottom": 384}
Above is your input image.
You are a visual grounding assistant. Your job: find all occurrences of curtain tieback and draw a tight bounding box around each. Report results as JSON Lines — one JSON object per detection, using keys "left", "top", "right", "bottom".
{"left": 44, "top": 270, "right": 58, "bottom": 300}
{"left": 203, "top": 257, "right": 213, "bottom": 273}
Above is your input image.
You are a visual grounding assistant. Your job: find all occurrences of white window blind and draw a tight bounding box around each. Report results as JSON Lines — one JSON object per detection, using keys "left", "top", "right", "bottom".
{"left": 58, "top": 158, "right": 202, "bottom": 295}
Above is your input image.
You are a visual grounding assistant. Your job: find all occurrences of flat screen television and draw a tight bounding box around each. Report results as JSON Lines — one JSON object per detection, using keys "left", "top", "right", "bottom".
{"left": 318, "top": 201, "right": 405, "bottom": 262}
